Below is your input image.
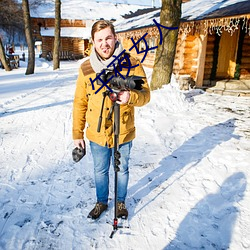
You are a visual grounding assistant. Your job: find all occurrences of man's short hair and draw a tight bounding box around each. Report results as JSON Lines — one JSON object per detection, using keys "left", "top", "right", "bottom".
{"left": 91, "top": 20, "right": 116, "bottom": 40}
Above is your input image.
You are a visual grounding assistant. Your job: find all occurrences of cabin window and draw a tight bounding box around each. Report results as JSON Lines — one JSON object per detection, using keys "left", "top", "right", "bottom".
{"left": 138, "top": 38, "right": 156, "bottom": 53}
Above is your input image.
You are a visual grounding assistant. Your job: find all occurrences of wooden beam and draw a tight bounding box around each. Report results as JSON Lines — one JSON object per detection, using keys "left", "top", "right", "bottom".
{"left": 195, "top": 32, "right": 207, "bottom": 87}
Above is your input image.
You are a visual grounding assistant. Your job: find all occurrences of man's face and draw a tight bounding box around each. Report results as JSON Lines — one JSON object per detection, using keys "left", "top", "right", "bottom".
{"left": 93, "top": 27, "right": 117, "bottom": 60}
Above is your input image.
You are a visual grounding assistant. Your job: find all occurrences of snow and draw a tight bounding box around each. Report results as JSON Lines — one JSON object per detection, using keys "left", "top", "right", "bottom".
{"left": 40, "top": 27, "right": 92, "bottom": 39}
{"left": 114, "top": 0, "right": 250, "bottom": 32}
{"left": 114, "top": 9, "right": 160, "bottom": 32}
{"left": 30, "top": 0, "right": 152, "bottom": 20}
{"left": 94, "top": 0, "right": 161, "bottom": 7}
{"left": 0, "top": 48, "right": 250, "bottom": 249}
{"left": 182, "top": 0, "right": 249, "bottom": 21}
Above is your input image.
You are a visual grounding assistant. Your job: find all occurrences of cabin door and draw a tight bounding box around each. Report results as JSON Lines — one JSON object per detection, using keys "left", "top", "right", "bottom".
{"left": 216, "top": 30, "right": 239, "bottom": 79}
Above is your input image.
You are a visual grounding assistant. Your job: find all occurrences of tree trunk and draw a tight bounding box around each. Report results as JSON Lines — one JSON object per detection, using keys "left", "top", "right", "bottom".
{"left": 151, "top": 0, "right": 182, "bottom": 90}
{"left": 22, "top": 0, "right": 35, "bottom": 75}
{"left": 0, "top": 37, "right": 11, "bottom": 71}
{"left": 53, "top": 0, "right": 61, "bottom": 70}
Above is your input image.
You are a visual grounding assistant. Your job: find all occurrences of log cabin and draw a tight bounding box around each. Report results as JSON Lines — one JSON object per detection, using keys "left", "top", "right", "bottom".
{"left": 31, "top": 18, "right": 92, "bottom": 60}
{"left": 115, "top": 0, "right": 250, "bottom": 95}
{"left": 30, "top": 1, "right": 152, "bottom": 61}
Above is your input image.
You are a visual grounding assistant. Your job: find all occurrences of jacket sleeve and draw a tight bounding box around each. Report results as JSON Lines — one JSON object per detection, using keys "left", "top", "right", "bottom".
{"left": 128, "top": 60, "right": 150, "bottom": 107}
{"left": 72, "top": 68, "right": 88, "bottom": 140}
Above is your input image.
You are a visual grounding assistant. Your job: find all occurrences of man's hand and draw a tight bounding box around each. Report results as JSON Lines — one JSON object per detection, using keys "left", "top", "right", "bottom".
{"left": 116, "top": 90, "right": 130, "bottom": 105}
{"left": 74, "top": 139, "right": 85, "bottom": 149}
{"left": 72, "top": 139, "right": 86, "bottom": 162}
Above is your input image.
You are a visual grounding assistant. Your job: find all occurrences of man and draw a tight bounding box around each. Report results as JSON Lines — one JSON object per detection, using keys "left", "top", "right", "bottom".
{"left": 72, "top": 20, "right": 150, "bottom": 220}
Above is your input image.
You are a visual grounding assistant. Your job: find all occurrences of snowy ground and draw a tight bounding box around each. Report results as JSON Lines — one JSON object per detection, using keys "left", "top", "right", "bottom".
{"left": 0, "top": 51, "right": 250, "bottom": 250}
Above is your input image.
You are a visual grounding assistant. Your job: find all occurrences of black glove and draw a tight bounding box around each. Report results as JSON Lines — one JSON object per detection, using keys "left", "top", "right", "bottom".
{"left": 72, "top": 146, "right": 86, "bottom": 162}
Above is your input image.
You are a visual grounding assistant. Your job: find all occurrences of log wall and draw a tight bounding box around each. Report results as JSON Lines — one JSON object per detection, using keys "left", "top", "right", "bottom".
{"left": 117, "top": 27, "right": 157, "bottom": 68}
{"left": 240, "top": 35, "right": 250, "bottom": 79}
{"left": 203, "top": 33, "right": 216, "bottom": 82}
{"left": 41, "top": 37, "right": 87, "bottom": 59}
{"left": 173, "top": 35, "right": 185, "bottom": 74}
{"left": 32, "top": 18, "right": 86, "bottom": 29}
{"left": 173, "top": 34, "right": 199, "bottom": 81}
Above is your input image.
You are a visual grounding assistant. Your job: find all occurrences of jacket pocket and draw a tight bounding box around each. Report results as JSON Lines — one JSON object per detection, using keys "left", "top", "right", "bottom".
{"left": 120, "top": 106, "right": 135, "bottom": 134}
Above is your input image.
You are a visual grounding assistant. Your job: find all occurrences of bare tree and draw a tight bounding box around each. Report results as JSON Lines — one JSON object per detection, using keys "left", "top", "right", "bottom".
{"left": 0, "top": 0, "right": 23, "bottom": 71}
{"left": 53, "top": 0, "right": 61, "bottom": 70}
{"left": 0, "top": 37, "right": 11, "bottom": 71}
{"left": 0, "top": 0, "right": 24, "bottom": 36}
{"left": 22, "top": 0, "right": 35, "bottom": 75}
{"left": 151, "top": 0, "right": 182, "bottom": 90}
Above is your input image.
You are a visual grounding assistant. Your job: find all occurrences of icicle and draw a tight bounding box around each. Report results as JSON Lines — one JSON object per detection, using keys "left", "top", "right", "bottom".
{"left": 179, "top": 15, "right": 250, "bottom": 37}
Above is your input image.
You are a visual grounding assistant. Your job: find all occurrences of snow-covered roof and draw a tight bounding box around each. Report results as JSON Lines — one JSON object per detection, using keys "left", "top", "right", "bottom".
{"left": 30, "top": 0, "right": 151, "bottom": 20}
{"left": 40, "top": 27, "right": 91, "bottom": 39}
{"left": 114, "top": 9, "right": 160, "bottom": 33}
{"left": 114, "top": 0, "right": 250, "bottom": 33}
{"left": 182, "top": 0, "right": 250, "bottom": 21}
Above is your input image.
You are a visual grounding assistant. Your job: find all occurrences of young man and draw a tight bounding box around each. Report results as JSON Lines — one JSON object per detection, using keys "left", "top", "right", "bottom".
{"left": 72, "top": 20, "right": 150, "bottom": 220}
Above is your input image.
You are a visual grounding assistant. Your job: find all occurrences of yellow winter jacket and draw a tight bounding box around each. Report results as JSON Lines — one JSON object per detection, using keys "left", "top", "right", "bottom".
{"left": 72, "top": 55, "right": 150, "bottom": 148}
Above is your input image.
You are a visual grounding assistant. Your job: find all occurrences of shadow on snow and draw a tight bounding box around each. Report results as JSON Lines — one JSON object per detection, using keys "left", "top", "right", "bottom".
{"left": 128, "top": 118, "right": 239, "bottom": 213}
{"left": 164, "top": 172, "right": 247, "bottom": 249}
{"left": 127, "top": 118, "right": 243, "bottom": 248}
{"left": 0, "top": 100, "right": 73, "bottom": 117}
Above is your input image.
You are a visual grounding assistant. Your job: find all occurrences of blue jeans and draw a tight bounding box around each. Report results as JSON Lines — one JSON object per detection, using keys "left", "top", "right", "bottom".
{"left": 90, "top": 141, "right": 132, "bottom": 205}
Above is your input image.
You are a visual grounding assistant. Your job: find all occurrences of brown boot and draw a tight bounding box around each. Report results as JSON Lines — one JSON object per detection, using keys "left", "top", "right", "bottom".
{"left": 87, "top": 202, "right": 108, "bottom": 220}
{"left": 117, "top": 202, "right": 128, "bottom": 219}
